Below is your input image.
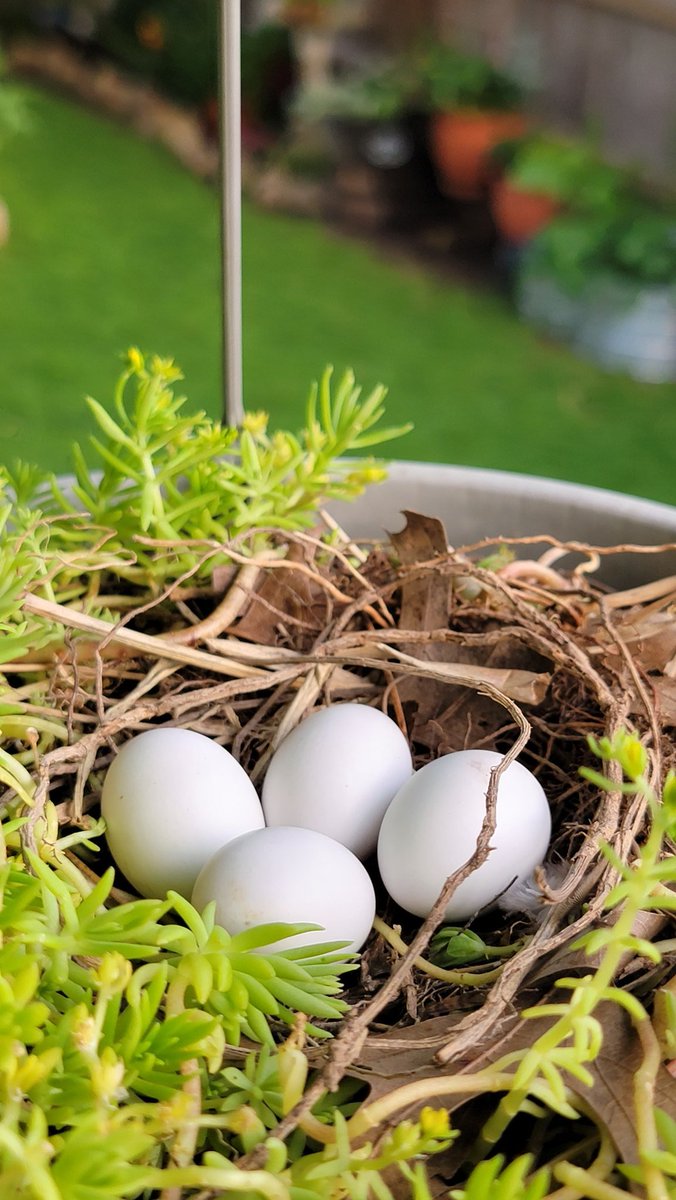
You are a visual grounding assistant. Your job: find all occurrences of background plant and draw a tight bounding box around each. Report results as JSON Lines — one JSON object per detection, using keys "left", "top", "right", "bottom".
{"left": 525, "top": 185, "right": 676, "bottom": 294}
{"left": 420, "top": 44, "right": 523, "bottom": 113}
{"left": 496, "top": 132, "right": 624, "bottom": 211}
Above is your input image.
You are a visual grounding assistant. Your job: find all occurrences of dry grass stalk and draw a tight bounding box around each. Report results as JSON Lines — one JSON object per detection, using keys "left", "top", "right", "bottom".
{"left": 7, "top": 519, "right": 675, "bottom": 1157}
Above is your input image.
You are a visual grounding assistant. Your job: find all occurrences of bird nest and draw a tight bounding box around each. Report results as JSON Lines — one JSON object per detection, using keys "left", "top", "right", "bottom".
{"left": 9, "top": 507, "right": 676, "bottom": 1189}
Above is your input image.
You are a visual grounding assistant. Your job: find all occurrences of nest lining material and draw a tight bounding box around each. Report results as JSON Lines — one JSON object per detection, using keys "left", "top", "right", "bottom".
{"left": 8, "top": 508, "right": 676, "bottom": 1148}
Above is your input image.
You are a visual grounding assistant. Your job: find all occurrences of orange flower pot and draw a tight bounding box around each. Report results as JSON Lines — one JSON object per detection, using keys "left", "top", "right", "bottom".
{"left": 281, "top": 0, "right": 324, "bottom": 26}
{"left": 429, "top": 110, "right": 528, "bottom": 200}
{"left": 490, "top": 175, "right": 562, "bottom": 243}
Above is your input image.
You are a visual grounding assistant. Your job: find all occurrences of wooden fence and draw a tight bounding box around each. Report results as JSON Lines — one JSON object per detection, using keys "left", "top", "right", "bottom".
{"left": 434, "top": 0, "right": 676, "bottom": 185}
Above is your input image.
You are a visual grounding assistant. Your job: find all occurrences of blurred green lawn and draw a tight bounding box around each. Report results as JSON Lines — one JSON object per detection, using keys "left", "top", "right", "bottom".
{"left": 0, "top": 85, "right": 674, "bottom": 504}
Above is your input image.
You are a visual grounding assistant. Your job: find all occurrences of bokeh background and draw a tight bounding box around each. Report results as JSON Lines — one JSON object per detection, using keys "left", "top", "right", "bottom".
{"left": 0, "top": 0, "right": 674, "bottom": 500}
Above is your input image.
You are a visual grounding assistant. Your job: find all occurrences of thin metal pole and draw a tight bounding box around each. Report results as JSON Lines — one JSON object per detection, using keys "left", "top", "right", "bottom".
{"left": 218, "top": 0, "right": 244, "bottom": 426}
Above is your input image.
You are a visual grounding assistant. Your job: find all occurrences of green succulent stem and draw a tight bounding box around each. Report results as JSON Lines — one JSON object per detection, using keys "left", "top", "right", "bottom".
{"left": 374, "top": 916, "right": 506, "bottom": 986}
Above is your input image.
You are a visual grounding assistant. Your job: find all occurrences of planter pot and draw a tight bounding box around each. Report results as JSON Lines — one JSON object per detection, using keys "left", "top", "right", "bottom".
{"left": 57, "top": 462, "right": 676, "bottom": 591}
{"left": 490, "top": 176, "right": 561, "bottom": 244}
{"left": 325, "top": 115, "right": 445, "bottom": 232}
{"left": 428, "top": 110, "right": 527, "bottom": 201}
{"left": 574, "top": 278, "right": 676, "bottom": 384}
{"left": 328, "top": 117, "right": 418, "bottom": 171}
{"left": 516, "top": 268, "right": 582, "bottom": 341}
{"left": 281, "top": 0, "right": 325, "bottom": 26}
{"left": 328, "top": 460, "right": 676, "bottom": 589}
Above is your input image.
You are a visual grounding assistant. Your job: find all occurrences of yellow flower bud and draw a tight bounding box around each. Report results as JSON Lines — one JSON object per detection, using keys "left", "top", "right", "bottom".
{"left": 92, "top": 952, "right": 133, "bottom": 995}
{"left": 158, "top": 1090, "right": 194, "bottom": 1134}
{"left": 90, "top": 1047, "right": 127, "bottom": 1105}
{"left": 419, "top": 1106, "right": 451, "bottom": 1139}
{"left": 126, "top": 347, "right": 145, "bottom": 374}
{"left": 242, "top": 410, "right": 269, "bottom": 437}
{"left": 150, "top": 355, "right": 183, "bottom": 383}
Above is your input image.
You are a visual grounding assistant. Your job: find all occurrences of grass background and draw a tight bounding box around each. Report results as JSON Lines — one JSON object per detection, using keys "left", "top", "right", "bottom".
{"left": 0, "top": 85, "right": 674, "bottom": 504}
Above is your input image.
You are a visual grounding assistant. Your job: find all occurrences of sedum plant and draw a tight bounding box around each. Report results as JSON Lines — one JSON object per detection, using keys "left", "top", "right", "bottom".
{"left": 0, "top": 349, "right": 410, "bottom": 656}
{"left": 1, "top": 356, "right": 674, "bottom": 1198}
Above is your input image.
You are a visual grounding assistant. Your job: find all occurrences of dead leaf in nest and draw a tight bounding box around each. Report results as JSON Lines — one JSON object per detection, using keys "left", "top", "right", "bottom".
{"left": 654, "top": 677, "right": 676, "bottom": 726}
{"left": 529, "top": 911, "right": 668, "bottom": 985}
{"left": 389, "top": 511, "right": 450, "bottom": 636}
{"left": 570, "top": 1001, "right": 676, "bottom": 1163}
{"left": 347, "top": 1000, "right": 676, "bottom": 1166}
{"left": 388, "top": 514, "right": 549, "bottom": 747}
{"left": 592, "top": 610, "right": 676, "bottom": 675}
{"left": 384, "top": 647, "right": 550, "bottom": 706}
{"left": 235, "top": 543, "right": 330, "bottom": 649}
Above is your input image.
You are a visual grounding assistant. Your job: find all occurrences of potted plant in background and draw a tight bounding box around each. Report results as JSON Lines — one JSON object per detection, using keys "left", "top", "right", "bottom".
{"left": 516, "top": 182, "right": 676, "bottom": 380}
{"left": 421, "top": 43, "right": 526, "bottom": 201}
{"left": 291, "top": 60, "right": 441, "bottom": 230}
{"left": 573, "top": 192, "right": 676, "bottom": 381}
{"left": 489, "top": 131, "right": 621, "bottom": 245}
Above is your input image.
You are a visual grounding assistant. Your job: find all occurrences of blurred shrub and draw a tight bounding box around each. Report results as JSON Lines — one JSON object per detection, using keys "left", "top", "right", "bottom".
{"left": 0, "top": 48, "right": 31, "bottom": 149}
{"left": 97, "top": 3, "right": 293, "bottom": 120}
{"left": 420, "top": 43, "right": 523, "bottom": 113}
{"left": 530, "top": 186, "right": 676, "bottom": 293}
{"left": 98, "top": 0, "right": 219, "bottom": 105}
{"left": 495, "top": 132, "right": 622, "bottom": 211}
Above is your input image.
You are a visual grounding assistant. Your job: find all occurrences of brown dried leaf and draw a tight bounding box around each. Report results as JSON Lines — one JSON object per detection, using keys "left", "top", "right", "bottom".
{"left": 384, "top": 646, "right": 550, "bottom": 705}
{"left": 614, "top": 610, "right": 676, "bottom": 673}
{"left": 529, "top": 911, "right": 668, "bottom": 984}
{"left": 389, "top": 511, "right": 450, "bottom": 636}
{"left": 654, "top": 677, "right": 676, "bottom": 726}
{"left": 569, "top": 1002, "right": 676, "bottom": 1163}
{"left": 349, "top": 1000, "right": 676, "bottom": 1165}
{"left": 234, "top": 544, "right": 329, "bottom": 649}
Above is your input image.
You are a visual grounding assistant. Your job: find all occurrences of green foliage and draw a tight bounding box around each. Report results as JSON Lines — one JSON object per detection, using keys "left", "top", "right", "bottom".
{"left": 0, "top": 817, "right": 357, "bottom": 1197}
{"left": 0, "top": 350, "right": 409, "bottom": 659}
{"left": 500, "top": 132, "right": 623, "bottom": 211}
{"left": 420, "top": 44, "right": 522, "bottom": 113}
{"left": 294, "top": 62, "right": 417, "bottom": 123}
{"left": 287, "top": 1109, "right": 456, "bottom": 1200}
{"left": 99, "top": 0, "right": 219, "bottom": 106}
{"left": 527, "top": 185, "right": 676, "bottom": 293}
{"left": 98, "top": 2, "right": 292, "bottom": 116}
{"left": 470, "top": 731, "right": 676, "bottom": 1182}
{"left": 450, "top": 1154, "right": 549, "bottom": 1200}
{"left": 241, "top": 23, "right": 295, "bottom": 125}
{"left": 0, "top": 51, "right": 31, "bottom": 152}
{"left": 429, "top": 926, "right": 514, "bottom": 967}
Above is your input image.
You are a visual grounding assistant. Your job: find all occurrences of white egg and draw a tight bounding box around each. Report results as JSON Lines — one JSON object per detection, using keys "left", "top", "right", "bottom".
{"left": 101, "top": 728, "right": 264, "bottom": 899}
{"left": 262, "top": 703, "right": 413, "bottom": 858}
{"left": 377, "top": 750, "right": 551, "bottom": 921}
{"left": 192, "top": 825, "right": 376, "bottom": 953}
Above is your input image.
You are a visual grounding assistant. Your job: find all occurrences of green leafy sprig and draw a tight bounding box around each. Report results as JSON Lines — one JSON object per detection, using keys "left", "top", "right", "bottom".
{"left": 0, "top": 352, "right": 410, "bottom": 666}
{"left": 33, "top": 349, "right": 410, "bottom": 588}
{"left": 0, "top": 815, "right": 360, "bottom": 1198}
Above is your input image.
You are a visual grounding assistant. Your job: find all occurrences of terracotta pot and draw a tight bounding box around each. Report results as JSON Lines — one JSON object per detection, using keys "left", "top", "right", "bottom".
{"left": 490, "top": 176, "right": 561, "bottom": 244}
{"left": 429, "top": 110, "right": 528, "bottom": 201}
{"left": 281, "top": 0, "right": 324, "bottom": 27}
{"left": 575, "top": 278, "right": 676, "bottom": 384}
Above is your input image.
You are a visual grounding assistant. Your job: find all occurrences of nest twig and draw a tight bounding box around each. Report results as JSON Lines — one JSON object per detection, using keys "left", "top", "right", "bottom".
{"left": 6, "top": 513, "right": 676, "bottom": 1160}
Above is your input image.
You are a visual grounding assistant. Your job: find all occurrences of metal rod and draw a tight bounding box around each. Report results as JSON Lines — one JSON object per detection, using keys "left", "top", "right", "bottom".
{"left": 218, "top": 0, "right": 244, "bottom": 426}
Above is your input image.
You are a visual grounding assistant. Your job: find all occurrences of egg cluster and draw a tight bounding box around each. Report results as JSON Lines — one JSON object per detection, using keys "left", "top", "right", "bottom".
{"left": 101, "top": 703, "right": 551, "bottom": 953}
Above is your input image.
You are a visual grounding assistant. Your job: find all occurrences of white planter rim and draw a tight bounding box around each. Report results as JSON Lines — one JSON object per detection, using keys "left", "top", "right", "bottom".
{"left": 328, "top": 460, "right": 676, "bottom": 589}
